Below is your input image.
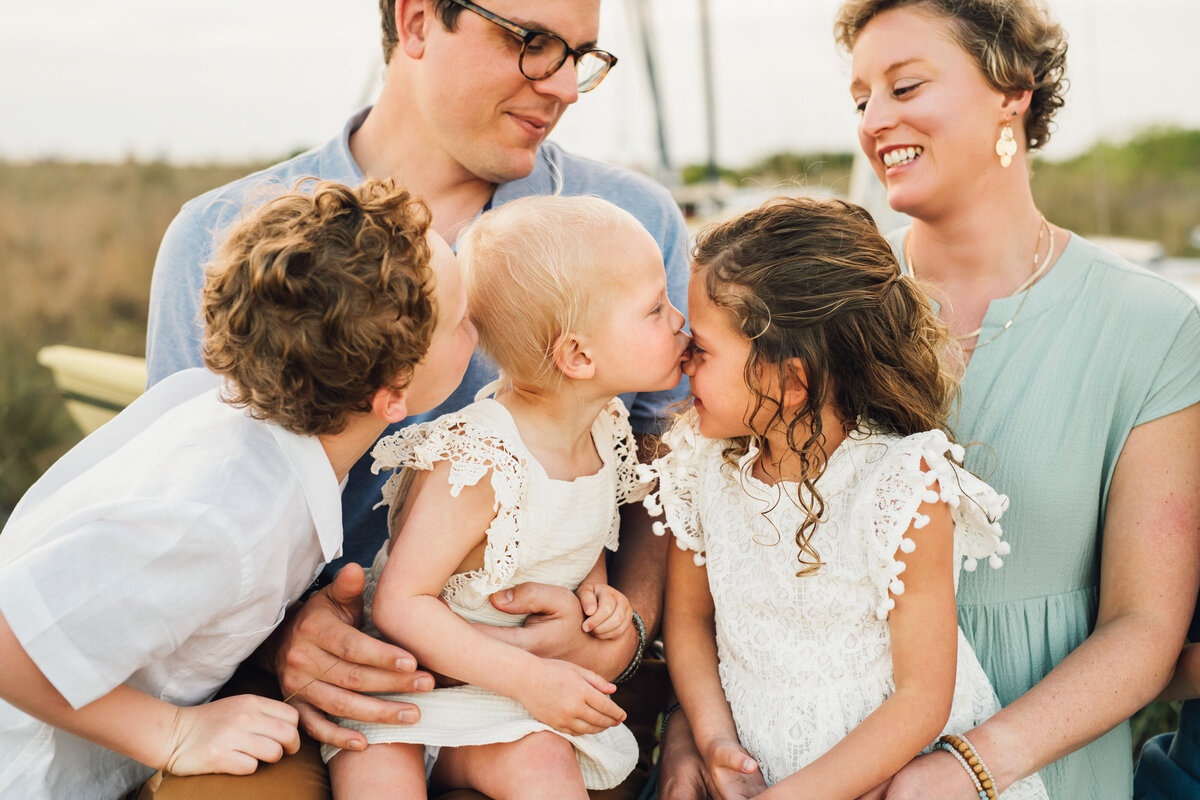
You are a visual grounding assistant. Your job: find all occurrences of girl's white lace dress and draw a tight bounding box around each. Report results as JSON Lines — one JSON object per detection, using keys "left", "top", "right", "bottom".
{"left": 645, "top": 412, "right": 1047, "bottom": 798}
{"left": 322, "top": 397, "right": 643, "bottom": 789}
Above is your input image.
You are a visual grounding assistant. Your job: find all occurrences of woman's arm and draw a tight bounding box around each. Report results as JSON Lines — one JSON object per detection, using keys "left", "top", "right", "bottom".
{"left": 665, "top": 543, "right": 766, "bottom": 799}
{"left": 761, "top": 498, "right": 958, "bottom": 799}
{"left": 372, "top": 462, "right": 627, "bottom": 735}
{"left": 885, "top": 403, "right": 1200, "bottom": 798}
{"left": 1157, "top": 642, "right": 1200, "bottom": 702}
{"left": 0, "top": 611, "right": 300, "bottom": 775}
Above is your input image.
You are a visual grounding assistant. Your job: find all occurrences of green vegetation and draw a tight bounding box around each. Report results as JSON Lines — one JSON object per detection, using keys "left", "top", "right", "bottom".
{"left": 0, "top": 159, "right": 262, "bottom": 517}
{"left": 1032, "top": 127, "right": 1200, "bottom": 256}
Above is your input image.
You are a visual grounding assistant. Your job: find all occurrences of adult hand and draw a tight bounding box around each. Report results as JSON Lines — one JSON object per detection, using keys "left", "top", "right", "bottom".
{"left": 657, "top": 707, "right": 717, "bottom": 800}
{"left": 486, "top": 582, "right": 637, "bottom": 680}
{"left": 877, "top": 751, "right": 979, "bottom": 800}
{"left": 161, "top": 695, "right": 300, "bottom": 776}
{"left": 266, "top": 563, "right": 434, "bottom": 750}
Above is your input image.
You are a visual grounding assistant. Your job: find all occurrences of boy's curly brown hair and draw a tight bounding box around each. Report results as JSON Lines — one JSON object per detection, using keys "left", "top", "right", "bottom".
{"left": 202, "top": 179, "right": 437, "bottom": 436}
{"left": 692, "top": 196, "right": 958, "bottom": 576}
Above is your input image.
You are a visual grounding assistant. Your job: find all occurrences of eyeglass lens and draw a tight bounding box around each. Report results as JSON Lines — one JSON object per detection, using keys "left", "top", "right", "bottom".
{"left": 520, "top": 33, "right": 612, "bottom": 91}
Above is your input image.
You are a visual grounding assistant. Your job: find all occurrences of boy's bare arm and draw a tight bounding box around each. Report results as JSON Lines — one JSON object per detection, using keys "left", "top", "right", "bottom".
{"left": 0, "top": 611, "right": 299, "bottom": 775}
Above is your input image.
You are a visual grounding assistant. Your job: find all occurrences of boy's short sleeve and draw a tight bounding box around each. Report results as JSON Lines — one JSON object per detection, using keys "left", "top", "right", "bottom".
{"left": 0, "top": 504, "right": 244, "bottom": 709}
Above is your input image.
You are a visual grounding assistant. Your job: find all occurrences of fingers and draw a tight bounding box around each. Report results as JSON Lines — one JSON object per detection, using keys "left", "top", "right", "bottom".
{"left": 165, "top": 695, "right": 301, "bottom": 776}
{"left": 326, "top": 563, "right": 367, "bottom": 611}
{"left": 296, "top": 679, "right": 422, "bottom": 728}
{"left": 578, "top": 666, "right": 617, "bottom": 696}
{"left": 587, "top": 609, "right": 631, "bottom": 639}
{"left": 490, "top": 581, "right": 576, "bottom": 617}
{"left": 294, "top": 700, "right": 367, "bottom": 751}
{"left": 289, "top": 612, "right": 420, "bottom": 675}
{"left": 578, "top": 584, "right": 599, "bottom": 616}
{"left": 712, "top": 741, "right": 758, "bottom": 775}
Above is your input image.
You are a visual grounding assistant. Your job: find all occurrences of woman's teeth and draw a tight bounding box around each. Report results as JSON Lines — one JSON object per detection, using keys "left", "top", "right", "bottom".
{"left": 883, "top": 146, "right": 923, "bottom": 167}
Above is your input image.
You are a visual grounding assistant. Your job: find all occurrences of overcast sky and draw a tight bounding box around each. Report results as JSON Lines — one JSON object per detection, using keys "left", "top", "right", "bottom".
{"left": 4, "top": 0, "right": 1198, "bottom": 171}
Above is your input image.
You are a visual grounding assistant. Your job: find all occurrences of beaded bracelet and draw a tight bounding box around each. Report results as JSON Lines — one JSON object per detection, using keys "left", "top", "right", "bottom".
{"left": 655, "top": 702, "right": 683, "bottom": 742}
{"left": 934, "top": 741, "right": 987, "bottom": 799}
{"left": 613, "top": 610, "right": 646, "bottom": 685}
{"left": 937, "top": 734, "right": 997, "bottom": 800}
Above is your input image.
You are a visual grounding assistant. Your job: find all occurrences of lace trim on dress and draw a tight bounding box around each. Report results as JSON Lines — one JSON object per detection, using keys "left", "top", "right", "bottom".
{"left": 640, "top": 409, "right": 709, "bottom": 564}
{"left": 605, "top": 398, "right": 649, "bottom": 551}
{"left": 370, "top": 414, "right": 529, "bottom": 596}
{"left": 867, "top": 430, "right": 1011, "bottom": 620}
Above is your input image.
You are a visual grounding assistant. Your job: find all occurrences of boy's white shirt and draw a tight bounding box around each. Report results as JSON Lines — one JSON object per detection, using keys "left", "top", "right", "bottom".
{"left": 0, "top": 368, "right": 343, "bottom": 799}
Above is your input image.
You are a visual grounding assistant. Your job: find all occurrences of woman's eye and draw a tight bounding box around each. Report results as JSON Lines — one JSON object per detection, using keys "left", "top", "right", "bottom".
{"left": 894, "top": 82, "right": 921, "bottom": 98}
{"left": 854, "top": 99, "right": 868, "bottom": 114}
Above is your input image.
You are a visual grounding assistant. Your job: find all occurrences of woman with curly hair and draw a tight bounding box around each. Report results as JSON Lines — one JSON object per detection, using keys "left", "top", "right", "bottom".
{"left": 833, "top": 1, "right": 1200, "bottom": 797}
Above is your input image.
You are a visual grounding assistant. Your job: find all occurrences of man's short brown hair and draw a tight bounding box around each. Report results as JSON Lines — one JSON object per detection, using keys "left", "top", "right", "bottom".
{"left": 379, "top": 0, "right": 463, "bottom": 64}
{"left": 202, "top": 179, "right": 437, "bottom": 436}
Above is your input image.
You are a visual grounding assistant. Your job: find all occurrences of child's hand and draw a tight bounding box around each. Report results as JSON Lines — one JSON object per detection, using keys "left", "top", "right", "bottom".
{"left": 517, "top": 659, "right": 626, "bottom": 735}
{"left": 161, "top": 694, "right": 301, "bottom": 776}
{"left": 701, "top": 735, "right": 765, "bottom": 800}
{"left": 576, "top": 582, "right": 632, "bottom": 640}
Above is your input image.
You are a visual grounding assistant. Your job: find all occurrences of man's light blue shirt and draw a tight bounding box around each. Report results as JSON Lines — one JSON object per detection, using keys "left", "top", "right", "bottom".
{"left": 146, "top": 106, "right": 690, "bottom": 580}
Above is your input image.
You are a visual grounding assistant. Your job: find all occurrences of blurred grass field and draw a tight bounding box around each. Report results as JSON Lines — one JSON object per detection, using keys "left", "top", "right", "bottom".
{"left": 0, "top": 128, "right": 1196, "bottom": 754}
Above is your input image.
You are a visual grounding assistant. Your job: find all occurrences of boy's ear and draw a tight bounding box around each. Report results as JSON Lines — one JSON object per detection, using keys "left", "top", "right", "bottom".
{"left": 371, "top": 384, "right": 409, "bottom": 424}
{"left": 553, "top": 332, "right": 596, "bottom": 380}
{"left": 781, "top": 358, "right": 809, "bottom": 409}
{"left": 398, "top": 0, "right": 431, "bottom": 59}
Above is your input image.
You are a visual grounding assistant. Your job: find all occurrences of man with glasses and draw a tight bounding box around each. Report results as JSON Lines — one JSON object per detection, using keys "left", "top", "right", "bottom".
{"left": 142, "top": 1, "right": 691, "bottom": 798}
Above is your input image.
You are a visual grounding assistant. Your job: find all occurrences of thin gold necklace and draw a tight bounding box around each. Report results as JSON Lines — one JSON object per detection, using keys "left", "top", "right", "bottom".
{"left": 905, "top": 215, "right": 1055, "bottom": 349}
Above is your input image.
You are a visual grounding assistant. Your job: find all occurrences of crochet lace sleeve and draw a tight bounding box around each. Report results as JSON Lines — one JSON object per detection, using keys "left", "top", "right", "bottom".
{"left": 866, "top": 430, "right": 1011, "bottom": 621}
{"left": 592, "top": 398, "right": 650, "bottom": 553}
{"left": 370, "top": 414, "right": 528, "bottom": 595}
{"left": 640, "top": 409, "right": 708, "bottom": 564}
{"left": 606, "top": 398, "right": 650, "bottom": 507}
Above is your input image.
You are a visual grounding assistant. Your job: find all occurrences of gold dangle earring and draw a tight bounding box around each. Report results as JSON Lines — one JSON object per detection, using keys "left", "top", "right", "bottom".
{"left": 996, "top": 110, "right": 1018, "bottom": 168}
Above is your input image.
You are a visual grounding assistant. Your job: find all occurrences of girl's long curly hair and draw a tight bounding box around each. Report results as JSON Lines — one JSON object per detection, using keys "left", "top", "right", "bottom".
{"left": 692, "top": 197, "right": 959, "bottom": 575}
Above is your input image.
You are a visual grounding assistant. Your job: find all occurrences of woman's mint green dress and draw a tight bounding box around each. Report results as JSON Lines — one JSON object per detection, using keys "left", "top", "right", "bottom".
{"left": 893, "top": 230, "right": 1200, "bottom": 799}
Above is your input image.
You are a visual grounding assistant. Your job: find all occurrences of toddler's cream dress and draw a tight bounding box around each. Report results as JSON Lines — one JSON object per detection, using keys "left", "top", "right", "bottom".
{"left": 322, "top": 396, "right": 644, "bottom": 789}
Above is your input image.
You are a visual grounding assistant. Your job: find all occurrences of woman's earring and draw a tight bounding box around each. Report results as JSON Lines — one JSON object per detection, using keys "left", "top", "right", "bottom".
{"left": 996, "top": 112, "right": 1018, "bottom": 168}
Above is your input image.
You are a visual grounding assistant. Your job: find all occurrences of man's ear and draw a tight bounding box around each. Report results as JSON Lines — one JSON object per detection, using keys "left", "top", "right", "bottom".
{"left": 398, "top": 0, "right": 432, "bottom": 59}
{"left": 553, "top": 332, "right": 596, "bottom": 380}
{"left": 371, "top": 384, "right": 409, "bottom": 424}
{"left": 781, "top": 358, "right": 809, "bottom": 409}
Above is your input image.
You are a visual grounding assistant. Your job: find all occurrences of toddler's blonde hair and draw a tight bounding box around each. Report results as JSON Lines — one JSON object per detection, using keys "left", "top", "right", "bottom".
{"left": 457, "top": 195, "right": 645, "bottom": 390}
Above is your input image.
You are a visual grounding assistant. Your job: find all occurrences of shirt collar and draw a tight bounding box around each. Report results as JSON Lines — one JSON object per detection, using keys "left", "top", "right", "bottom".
{"left": 266, "top": 423, "right": 345, "bottom": 562}
{"left": 322, "top": 106, "right": 370, "bottom": 184}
